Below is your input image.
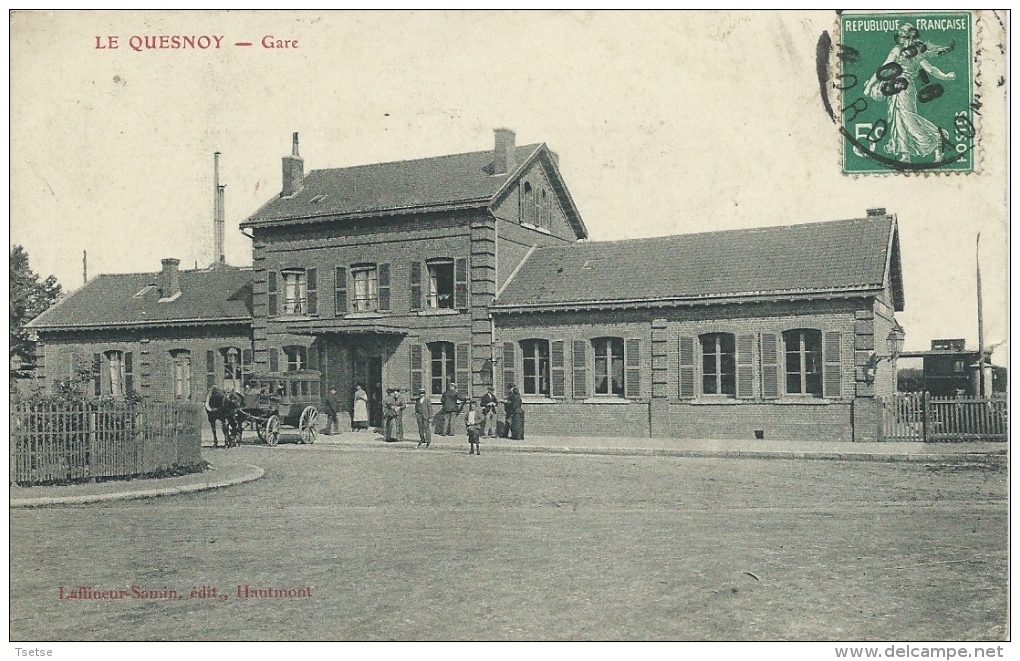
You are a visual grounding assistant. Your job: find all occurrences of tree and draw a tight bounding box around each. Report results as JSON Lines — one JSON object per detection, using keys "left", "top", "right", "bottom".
{"left": 10, "top": 245, "right": 61, "bottom": 376}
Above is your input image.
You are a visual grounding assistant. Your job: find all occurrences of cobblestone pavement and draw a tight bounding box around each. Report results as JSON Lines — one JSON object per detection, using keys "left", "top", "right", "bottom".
{"left": 9, "top": 445, "right": 1007, "bottom": 641}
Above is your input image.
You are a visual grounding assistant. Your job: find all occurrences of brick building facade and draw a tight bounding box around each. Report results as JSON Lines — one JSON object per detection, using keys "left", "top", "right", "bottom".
{"left": 28, "top": 129, "right": 905, "bottom": 441}
{"left": 26, "top": 260, "right": 253, "bottom": 401}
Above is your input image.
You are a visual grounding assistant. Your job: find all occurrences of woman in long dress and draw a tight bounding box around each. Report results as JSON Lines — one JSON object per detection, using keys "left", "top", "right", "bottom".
{"left": 352, "top": 384, "right": 369, "bottom": 431}
{"left": 863, "top": 24, "right": 956, "bottom": 163}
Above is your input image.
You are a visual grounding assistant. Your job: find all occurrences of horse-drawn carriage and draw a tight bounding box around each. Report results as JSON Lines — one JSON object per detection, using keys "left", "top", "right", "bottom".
{"left": 232, "top": 371, "right": 322, "bottom": 446}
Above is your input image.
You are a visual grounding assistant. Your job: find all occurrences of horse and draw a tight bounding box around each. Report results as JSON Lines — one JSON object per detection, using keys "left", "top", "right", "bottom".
{"left": 205, "top": 386, "right": 245, "bottom": 448}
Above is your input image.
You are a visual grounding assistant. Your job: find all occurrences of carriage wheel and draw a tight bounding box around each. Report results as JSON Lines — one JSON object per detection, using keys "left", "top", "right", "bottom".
{"left": 265, "top": 415, "right": 281, "bottom": 447}
{"left": 299, "top": 406, "right": 319, "bottom": 445}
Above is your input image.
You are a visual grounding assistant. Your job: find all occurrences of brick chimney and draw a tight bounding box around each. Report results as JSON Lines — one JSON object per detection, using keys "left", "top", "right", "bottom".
{"left": 866, "top": 207, "right": 887, "bottom": 216}
{"left": 159, "top": 258, "right": 181, "bottom": 299}
{"left": 282, "top": 132, "right": 304, "bottom": 197}
{"left": 493, "top": 128, "right": 516, "bottom": 175}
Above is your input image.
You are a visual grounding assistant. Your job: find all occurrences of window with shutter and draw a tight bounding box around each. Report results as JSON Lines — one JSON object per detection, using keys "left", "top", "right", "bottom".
{"left": 550, "top": 340, "right": 565, "bottom": 398}
{"left": 267, "top": 271, "right": 278, "bottom": 318}
{"left": 593, "top": 337, "right": 625, "bottom": 396}
{"left": 454, "top": 258, "right": 468, "bottom": 309}
{"left": 334, "top": 266, "right": 347, "bottom": 316}
{"left": 736, "top": 334, "right": 755, "bottom": 398}
{"left": 456, "top": 342, "right": 470, "bottom": 397}
{"left": 378, "top": 263, "right": 391, "bottom": 311}
{"left": 700, "top": 333, "right": 736, "bottom": 397}
{"left": 410, "top": 344, "right": 423, "bottom": 394}
{"left": 124, "top": 351, "right": 134, "bottom": 395}
{"left": 429, "top": 342, "right": 455, "bottom": 394}
{"left": 502, "top": 342, "right": 516, "bottom": 396}
{"left": 678, "top": 336, "right": 695, "bottom": 399}
{"left": 760, "top": 332, "right": 780, "bottom": 399}
{"left": 783, "top": 329, "right": 823, "bottom": 397}
{"left": 823, "top": 331, "right": 842, "bottom": 398}
{"left": 306, "top": 268, "right": 318, "bottom": 315}
{"left": 410, "top": 261, "right": 422, "bottom": 311}
{"left": 520, "top": 339, "right": 550, "bottom": 395}
{"left": 571, "top": 340, "right": 587, "bottom": 399}
{"left": 624, "top": 338, "right": 641, "bottom": 399}
{"left": 92, "top": 353, "right": 102, "bottom": 397}
{"left": 206, "top": 350, "right": 216, "bottom": 389}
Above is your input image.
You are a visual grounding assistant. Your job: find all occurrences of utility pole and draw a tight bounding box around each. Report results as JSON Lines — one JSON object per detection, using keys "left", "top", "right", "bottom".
{"left": 976, "top": 233, "right": 985, "bottom": 396}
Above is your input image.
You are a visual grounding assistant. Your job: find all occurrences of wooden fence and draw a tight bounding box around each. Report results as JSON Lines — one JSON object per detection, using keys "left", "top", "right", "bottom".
{"left": 10, "top": 400, "right": 205, "bottom": 486}
{"left": 877, "top": 393, "right": 1008, "bottom": 442}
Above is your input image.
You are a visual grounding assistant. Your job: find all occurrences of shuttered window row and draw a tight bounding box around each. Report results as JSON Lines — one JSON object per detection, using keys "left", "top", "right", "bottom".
{"left": 501, "top": 337, "right": 643, "bottom": 400}
{"left": 678, "top": 330, "right": 843, "bottom": 400}
{"left": 269, "top": 258, "right": 470, "bottom": 318}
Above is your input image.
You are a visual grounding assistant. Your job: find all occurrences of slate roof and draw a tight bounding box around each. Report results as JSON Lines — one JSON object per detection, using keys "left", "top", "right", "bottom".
{"left": 493, "top": 215, "right": 903, "bottom": 312}
{"left": 240, "top": 143, "right": 587, "bottom": 238}
{"left": 26, "top": 267, "right": 253, "bottom": 331}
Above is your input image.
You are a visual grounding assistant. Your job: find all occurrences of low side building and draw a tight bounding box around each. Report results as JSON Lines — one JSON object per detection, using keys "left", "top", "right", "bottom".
{"left": 26, "top": 259, "right": 253, "bottom": 401}
{"left": 490, "top": 212, "right": 905, "bottom": 442}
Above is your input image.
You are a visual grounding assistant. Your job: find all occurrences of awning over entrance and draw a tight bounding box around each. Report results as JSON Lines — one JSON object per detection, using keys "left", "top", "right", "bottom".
{"left": 282, "top": 318, "right": 409, "bottom": 337}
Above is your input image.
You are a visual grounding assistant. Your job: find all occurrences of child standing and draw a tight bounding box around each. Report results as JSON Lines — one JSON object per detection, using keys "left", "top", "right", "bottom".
{"left": 465, "top": 400, "right": 481, "bottom": 455}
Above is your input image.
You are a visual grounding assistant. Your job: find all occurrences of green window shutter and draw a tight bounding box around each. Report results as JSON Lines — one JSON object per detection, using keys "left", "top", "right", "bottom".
{"left": 269, "top": 348, "right": 279, "bottom": 374}
{"left": 550, "top": 340, "right": 565, "bottom": 398}
{"left": 454, "top": 257, "right": 469, "bottom": 309}
{"left": 455, "top": 342, "right": 470, "bottom": 397}
{"left": 571, "top": 340, "right": 588, "bottom": 399}
{"left": 760, "top": 332, "right": 780, "bottom": 399}
{"left": 502, "top": 342, "right": 516, "bottom": 397}
{"left": 92, "top": 353, "right": 102, "bottom": 397}
{"left": 678, "top": 336, "right": 695, "bottom": 399}
{"left": 624, "top": 338, "right": 641, "bottom": 399}
{"left": 736, "top": 333, "right": 755, "bottom": 399}
{"left": 206, "top": 350, "right": 216, "bottom": 389}
{"left": 823, "top": 331, "right": 842, "bottom": 398}
{"left": 410, "top": 261, "right": 422, "bottom": 311}
{"left": 334, "top": 266, "right": 347, "bottom": 316}
{"left": 410, "top": 344, "right": 423, "bottom": 394}
{"left": 124, "top": 351, "right": 134, "bottom": 395}
{"left": 306, "top": 268, "right": 317, "bottom": 315}
{"left": 267, "top": 271, "right": 277, "bottom": 318}
{"left": 378, "top": 263, "right": 391, "bottom": 311}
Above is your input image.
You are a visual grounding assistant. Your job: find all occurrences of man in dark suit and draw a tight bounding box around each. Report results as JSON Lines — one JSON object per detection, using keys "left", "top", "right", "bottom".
{"left": 440, "top": 382, "right": 461, "bottom": 436}
{"left": 414, "top": 388, "right": 433, "bottom": 448}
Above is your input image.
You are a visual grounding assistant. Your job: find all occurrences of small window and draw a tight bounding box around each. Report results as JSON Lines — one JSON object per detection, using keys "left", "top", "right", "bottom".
{"left": 701, "top": 333, "right": 736, "bottom": 396}
{"left": 783, "top": 329, "right": 822, "bottom": 396}
{"left": 429, "top": 342, "right": 455, "bottom": 395}
{"left": 281, "top": 269, "right": 307, "bottom": 315}
{"left": 953, "top": 360, "right": 965, "bottom": 374}
{"left": 351, "top": 264, "right": 378, "bottom": 312}
{"left": 221, "top": 347, "right": 243, "bottom": 391}
{"left": 284, "top": 346, "right": 307, "bottom": 372}
{"left": 593, "top": 337, "right": 625, "bottom": 396}
{"left": 521, "top": 182, "right": 535, "bottom": 225}
{"left": 520, "top": 339, "right": 550, "bottom": 396}
{"left": 426, "top": 259, "right": 455, "bottom": 309}
{"left": 170, "top": 350, "right": 192, "bottom": 400}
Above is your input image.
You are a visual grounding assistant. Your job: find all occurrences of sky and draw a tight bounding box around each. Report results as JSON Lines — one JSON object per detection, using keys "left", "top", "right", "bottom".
{"left": 9, "top": 10, "right": 1009, "bottom": 364}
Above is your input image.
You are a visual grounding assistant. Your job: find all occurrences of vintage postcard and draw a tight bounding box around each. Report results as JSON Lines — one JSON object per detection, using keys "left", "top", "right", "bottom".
{"left": 8, "top": 10, "right": 1009, "bottom": 652}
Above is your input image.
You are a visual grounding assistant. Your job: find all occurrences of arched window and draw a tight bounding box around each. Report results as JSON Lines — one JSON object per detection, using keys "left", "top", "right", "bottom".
{"left": 170, "top": 349, "right": 192, "bottom": 400}
{"left": 520, "top": 339, "right": 550, "bottom": 396}
{"left": 592, "top": 337, "right": 625, "bottom": 396}
{"left": 428, "top": 342, "right": 456, "bottom": 395}
{"left": 701, "top": 333, "right": 736, "bottom": 396}
{"left": 521, "top": 182, "right": 535, "bottom": 225}
{"left": 283, "top": 345, "right": 307, "bottom": 372}
{"left": 783, "top": 329, "right": 823, "bottom": 396}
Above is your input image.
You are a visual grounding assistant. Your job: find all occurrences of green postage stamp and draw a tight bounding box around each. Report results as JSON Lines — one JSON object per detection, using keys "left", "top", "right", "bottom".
{"left": 839, "top": 11, "right": 975, "bottom": 174}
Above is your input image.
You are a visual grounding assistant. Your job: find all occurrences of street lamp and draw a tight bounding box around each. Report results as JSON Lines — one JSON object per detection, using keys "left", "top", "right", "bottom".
{"left": 865, "top": 322, "right": 905, "bottom": 384}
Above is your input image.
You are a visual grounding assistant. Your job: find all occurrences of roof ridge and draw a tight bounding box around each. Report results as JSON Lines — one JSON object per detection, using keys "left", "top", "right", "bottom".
{"left": 307, "top": 143, "right": 544, "bottom": 175}
{"left": 528, "top": 215, "right": 890, "bottom": 250}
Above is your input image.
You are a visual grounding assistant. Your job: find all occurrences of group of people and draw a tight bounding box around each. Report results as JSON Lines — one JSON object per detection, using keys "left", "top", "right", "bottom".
{"left": 319, "top": 382, "right": 526, "bottom": 454}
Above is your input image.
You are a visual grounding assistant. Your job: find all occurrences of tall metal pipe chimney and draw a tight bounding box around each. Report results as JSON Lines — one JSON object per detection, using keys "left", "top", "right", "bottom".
{"left": 213, "top": 152, "right": 225, "bottom": 267}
